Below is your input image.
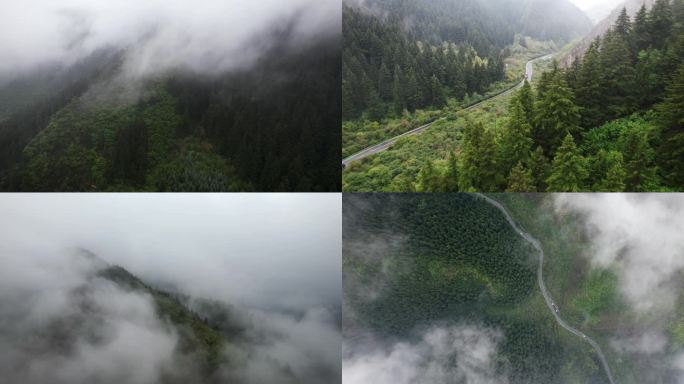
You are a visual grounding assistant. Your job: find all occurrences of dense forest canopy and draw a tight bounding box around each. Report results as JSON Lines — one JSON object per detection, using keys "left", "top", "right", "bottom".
{"left": 343, "top": 194, "right": 606, "bottom": 383}
{"left": 415, "top": 0, "right": 684, "bottom": 192}
{"left": 342, "top": 0, "right": 591, "bottom": 120}
{"left": 0, "top": 1, "right": 340, "bottom": 192}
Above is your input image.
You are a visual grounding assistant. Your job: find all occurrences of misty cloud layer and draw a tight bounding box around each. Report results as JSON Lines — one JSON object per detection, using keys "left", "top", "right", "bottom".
{"left": 343, "top": 325, "right": 508, "bottom": 384}
{"left": 554, "top": 194, "right": 684, "bottom": 380}
{"left": 0, "top": 194, "right": 341, "bottom": 384}
{"left": 0, "top": 0, "right": 340, "bottom": 80}
{"left": 554, "top": 194, "right": 684, "bottom": 314}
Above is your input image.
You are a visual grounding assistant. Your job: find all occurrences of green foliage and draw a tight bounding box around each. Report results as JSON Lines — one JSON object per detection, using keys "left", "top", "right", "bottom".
{"left": 657, "top": 63, "right": 684, "bottom": 187}
{"left": 99, "top": 266, "right": 225, "bottom": 374}
{"left": 533, "top": 63, "right": 581, "bottom": 154}
{"left": 507, "top": 161, "right": 536, "bottom": 192}
{"left": 572, "top": 269, "right": 621, "bottom": 326}
{"left": 342, "top": 3, "right": 507, "bottom": 120}
{"left": 0, "top": 40, "right": 340, "bottom": 192}
{"left": 547, "top": 134, "right": 587, "bottom": 191}
{"left": 344, "top": 193, "right": 597, "bottom": 384}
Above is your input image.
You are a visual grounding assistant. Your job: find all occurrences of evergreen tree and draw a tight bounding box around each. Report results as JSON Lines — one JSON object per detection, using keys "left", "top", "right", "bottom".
{"left": 518, "top": 80, "right": 535, "bottom": 125}
{"left": 534, "top": 66, "right": 581, "bottom": 154}
{"left": 378, "top": 62, "right": 392, "bottom": 100}
{"left": 599, "top": 31, "right": 638, "bottom": 118}
{"left": 657, "top": 63, "right": 684, "bottom": 186}
{"left": 649, "top": 0, "right": 673, "bottom": 49}
{"left": 614, "top": 8, "right": 633, "bottom": 42}
{"left": 392, "top": 65, "right": 406, "bottom": 114}
{"left": 444, "top": 151, "right": 460, "bottom": 191}
{"left": 527, "top": 146, "right": 551, "bottom": 191}
{"left": 575, "top": 39, "right": 605, "bottom": 128}
{"left": 546, "top": 134, "right": 587, "bottom": 191}
{"left": 499, "top": 96, "right": 534, "bottom": 174}
{"left": 417, "top": 160, "right": 442, "bottom": 192}
{"left": 429, "top": 75, "right": 447, "bottom": 108}
{"left": 506, "top": 161, "right": 536, "bottom": 192}
{"left": 459, "top": 122, "right": 499, "bottom": 191}
{"left": 619, "top": 127, "right": 659, "bottom": 191}
{"left": 592, "top": 150, "right": 627, "bottom": 191}
{"left": 633, "top": 5, "right": 651, "bottom": 51}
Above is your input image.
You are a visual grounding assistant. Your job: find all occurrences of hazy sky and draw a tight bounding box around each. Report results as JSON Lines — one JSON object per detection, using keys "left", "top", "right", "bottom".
{"left": 569, "top": 0, "right": 624, "bottom": 11}
{"left": 0, "top": 193, "right": 341, "bottom": 384}
{"left": 0, "top": 0, "right": 340, "bottom": 79}
{"left": 0, "top": 193, "right": 341, "bottom": 310}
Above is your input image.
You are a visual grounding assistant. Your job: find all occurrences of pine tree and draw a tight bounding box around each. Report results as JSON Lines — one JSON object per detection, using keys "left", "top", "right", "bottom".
{"left": 417, "top": 160, "right": 442, "bottom": 192}
{"left": 657, "top": 63, "right": 684, "bottom": 186}
{"left": 377, "top": 62, "right": 392, "bottom": 100}
{"left": 458, "top": 122, "right": 483, "bottom": 191}
{"left": 429, "top": 75, "right": 447, "bottom": 108}
{"left": 499, "top": 97, "right": 533, "bottom": 175}
{"left": 392, "top": 65, "right": 406, "bottom": 115}
{"left": 619, "top": 127, "right": 659, "bottom": 191}
{"left": 546, "top": 134, "right": 587, "bottom": 191}
{"left": 458, "top": 122, "right": 499, "bottom": 191}
{"left": 534, "top": 68, "right": 581, "bottom": 154}
{"left": 649, "top": 0, "right": 673, "bottom": 50}
{"left": 506, "top": 161, "right": 536, "bottom": 192}
{"left": 599, "top": 31, "right": 638, "bottom": 119}
{"left": 575, "top": 39, "right": 605, "bottom": 128}
{"left": 592, "top": 150, "right": 627, "bottom": 191}
{"left": 527, "top": 146, "right": 551, "bottom": 191}
{"left": 614, "top": 8, "right": 633, "bottom": 42}
{"left": 633, "top": 5, "right": 651, "bottom": 51}
{"left": 518, "top": 80, "right": 535, "bottom": 125}
{"left": 444, "top": 151, "right": 460, "bottom": 191}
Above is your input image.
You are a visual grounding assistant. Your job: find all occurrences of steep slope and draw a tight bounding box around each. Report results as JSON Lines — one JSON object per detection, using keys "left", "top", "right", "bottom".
{"left": 0, "top": 36, "right": 340, "bottom": 192}
{"left": 98, "top": 265, "right": 226, "bottom": 374}
{"left": 561, "top": 0, "right": 657, "bottom": 66}
{"left": 522, "top": 0, "right": 593, "bottom": 41}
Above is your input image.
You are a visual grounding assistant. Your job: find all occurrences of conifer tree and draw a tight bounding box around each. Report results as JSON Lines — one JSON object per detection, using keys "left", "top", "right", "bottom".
{"left": 534, "top": 67, "right": 581, "bottom": 154}
{"left": 527, "top": 146, "right": 551, "bottom": 191}
{"left": 499, "top": 97, "right": 533, "bottom": 174}
{"left": 506, "top": 161, "right": 536, "bottom": 192}
{"left": 575, "top": 39, "right": 605, "bottom": 128}
{"left": 546, "top": 134, "right": 587, "bottom": 191}
{"left": 633, "top": 5, "right": 651, "bottom": 51}
{"left": 657, "top": 63, "right": 684, "bottom": 186}
{"left": 600, "top": 31, "right": 638, "bottom": 118}
{"left": 619, "top": 127, "right": 659, "bottom": 191}
{"left": 592, "top": 150, "right": 627, "bottom": 191}
{"left": 444, "top": 151, "right": 460, "bottom": 191}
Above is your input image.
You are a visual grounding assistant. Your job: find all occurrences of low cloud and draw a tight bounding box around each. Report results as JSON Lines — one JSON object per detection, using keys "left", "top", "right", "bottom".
{"left": 0, "top": 0, "right": 340, "bottom": 80}
{"left": 554, "top": 194, "right": 684, "bottom": 314}
{"left": 0, "top": 194, "right": 341, "bottom": 383}
{"left": 343, "top": 325, "right": 508, "bottom": 384}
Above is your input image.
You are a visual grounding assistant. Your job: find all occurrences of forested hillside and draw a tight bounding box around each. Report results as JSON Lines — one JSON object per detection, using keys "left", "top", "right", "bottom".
{"left": 342, "top": 0, "right": 590, "bottom": 121}
{"left": 343, "top": 194, "right": 606, "bottom": 383}
{"left": 0, "top": 38, "right": 340, "bottom": 192}
{"left": 416, "top": 0, "right": 684, "bottom": 192}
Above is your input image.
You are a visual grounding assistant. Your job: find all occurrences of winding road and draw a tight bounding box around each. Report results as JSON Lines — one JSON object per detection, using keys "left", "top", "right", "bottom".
{"left": 342, "top": 54, "right": 554, "bottom": 167}
{"left": 475, "top": 193, "right": 617, "bottom": 384}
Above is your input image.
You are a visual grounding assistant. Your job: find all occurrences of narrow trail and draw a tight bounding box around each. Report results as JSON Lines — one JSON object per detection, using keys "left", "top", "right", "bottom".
{"left": 342, "top": 54, "right": 554, "bottom": 167}
{"left": 474, "top": 193, "right": 617, "bottom": 384}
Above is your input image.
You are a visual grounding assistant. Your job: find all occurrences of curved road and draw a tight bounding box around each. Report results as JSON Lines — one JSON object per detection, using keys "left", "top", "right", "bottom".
{"left": 342, "top": 54, "right": 554, "bottom": 167}
{"left": 475, "top": 193, "right": 617, "bottom": 384}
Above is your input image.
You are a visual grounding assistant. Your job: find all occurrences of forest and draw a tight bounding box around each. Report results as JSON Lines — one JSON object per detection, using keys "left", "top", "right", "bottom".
{"left": 414, "top": 0, "right": 684, "bottom": 192}
{"left": 343, "top": 193, "right": 607, "bottom": 384}
{"left": 342, "top": 0, "right": 590, "bottom": 121}
{"left": 0, "top": 37, "right": 340, "bottom": 192}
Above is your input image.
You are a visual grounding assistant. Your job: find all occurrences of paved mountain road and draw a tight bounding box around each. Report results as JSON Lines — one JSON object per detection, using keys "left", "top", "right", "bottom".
{"left": 342, "top": 54, "right": 554, "bottom": 167}
{"left": 475, "top": 193, "right": 617, "bottom": 384}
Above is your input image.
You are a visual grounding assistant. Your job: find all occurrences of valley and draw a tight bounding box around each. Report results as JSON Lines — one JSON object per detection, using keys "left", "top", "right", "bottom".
{"left": 343, "top": 0, "right": 684, "bottom": 192}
